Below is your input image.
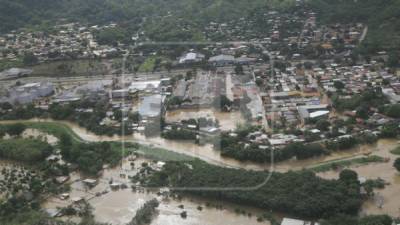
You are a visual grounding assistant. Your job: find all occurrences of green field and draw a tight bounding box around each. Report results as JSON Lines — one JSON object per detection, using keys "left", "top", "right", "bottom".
{"left": 309, "top": 156, "right": 385, "bottom": 173}
{"left": 29, "top": 59, "right": 114, "bottom": 77}
{"left": 390, "top": 146, "right": 400, "bottom": 155}
{"left": 4, "top": 121, "right": 191, "bottom": 162}
{"left": 0, "top": 59, "right": 23, "bottom": 71}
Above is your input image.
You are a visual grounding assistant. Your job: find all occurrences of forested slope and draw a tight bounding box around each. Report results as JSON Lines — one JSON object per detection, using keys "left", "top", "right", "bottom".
{"left": 1, "top": 0, "right": 399, "bottom": 51}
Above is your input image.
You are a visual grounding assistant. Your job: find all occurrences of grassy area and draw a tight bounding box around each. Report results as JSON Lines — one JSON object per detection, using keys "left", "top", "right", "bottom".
{"left": 29, "top": 59, "right": 112, "bottom": 77}
{"left": 390, "top": 146, "right": 400, "bottom": 155}
{"left": 0, "top": 59, "right": 23, "bottom": 71}
{"left": 0, "top": 138, "right": 53, "bottom": 163}
{"left": 4, "top": 121, "right": 191, "bottom": 162}
{"left": 134, "top": 144, "right": 193, "bottom": 162}
{"left": 138, "top": 57, "right": 158, "bottom": 72}
{"left": 310, "top": 156, "right": 385, "bottom": 173}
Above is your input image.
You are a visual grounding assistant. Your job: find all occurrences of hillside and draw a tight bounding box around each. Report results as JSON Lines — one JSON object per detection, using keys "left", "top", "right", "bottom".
{"left": 308, "top": 0, "right": 400, "bottom": 52}
{"left": 0, "top": 0, "right": 399, "bottom": 52}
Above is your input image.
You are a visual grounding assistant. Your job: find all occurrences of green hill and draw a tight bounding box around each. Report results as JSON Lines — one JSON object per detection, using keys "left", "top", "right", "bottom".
{"left": 308, "top": 0, "right": 400, "bottom": 52}
{"left": 0, "top": 0, "right": 399, "bottom": 52}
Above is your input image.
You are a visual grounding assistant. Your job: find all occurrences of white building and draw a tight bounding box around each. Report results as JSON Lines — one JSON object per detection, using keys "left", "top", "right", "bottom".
{"left": 281, "top": 218, "right": 319, "bottom": 225}
{"left": 179, "top": 52, "right": 205, "bottom": 64}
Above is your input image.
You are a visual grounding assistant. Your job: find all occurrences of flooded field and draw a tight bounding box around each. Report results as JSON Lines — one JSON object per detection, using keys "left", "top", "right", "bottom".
{"left": 166, "top": 108, "right": 246, "bottom": 131}
{"left": 2, "top": 119, "right": 399, "bottom": 220}
{"left": 42, "top": 157, "right": 271, "bottom": 225}
{"left": 90, "top": 189, "right": 271, "bottom": 225}
{"left": 318, "top": 139, "right": 400, "bottom": 217}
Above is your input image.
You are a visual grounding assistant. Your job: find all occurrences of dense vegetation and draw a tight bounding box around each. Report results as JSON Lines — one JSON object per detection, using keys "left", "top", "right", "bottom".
{"left": 332, "top": 88, "right": 388, "bottom": 112}
{"left": 321, "top": 214, "right": 393, "bottom": 225}
{"left": 161, "top": 128, "right": 197, "bottom": 141}
{"left": 147, "top": 160, "right": 362, "bottom": 219}
{"left": 309, "top": 0, "right": 400, "bottom": 53}
{"left": 217, "top": 132, "right": 327, "bottom": 163}
{"left": 128, "top": 199, "right": 159, "bottom": 225}
{"left": 58, "top": 133, "right": 128, "bottom": 175}
{"left": 0, "top": 139, "right": 53, "bottom": 163}
{"left": 0, "top": 100, "right": 122, "bottom": 136}
{"left": 394, "top": 158, "right": 400, "bottom": 172}
{"left": 215, "top": 125, "right": 378, "bottom": 163}
{"left": 1, "top": 0, "right": 399, "bottom": 53}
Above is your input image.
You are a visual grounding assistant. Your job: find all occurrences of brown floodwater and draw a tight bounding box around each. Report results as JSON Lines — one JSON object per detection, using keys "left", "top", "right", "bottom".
{"left": 3, "top": 120, "right": 399, "bottom": 220}
{"left": 317, "top": 139, "right": 400, "bottom": 217}
{"left": 0, "top": 119, "right": 394, "bottom": 173}
{"left": 43, "top": 157, "right": 271, "bottom": 225}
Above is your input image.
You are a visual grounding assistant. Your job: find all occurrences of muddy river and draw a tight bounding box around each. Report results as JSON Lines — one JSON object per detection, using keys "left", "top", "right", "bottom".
{"left": 1, "top": 119, "right": 397, "bottom": 173}
{"left": 2, "top": 119, "right": 400, "bottom": 220}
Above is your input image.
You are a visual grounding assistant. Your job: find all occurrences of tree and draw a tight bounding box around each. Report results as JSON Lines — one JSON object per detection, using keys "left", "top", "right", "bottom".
{"left": 384, "top": 104, "right": 400, "bottom": 118}
{"left": 213, "top": 95, "right": 232, "bottom": 111}
{"left": 321, "top": 214, "right": 358, "bottom": 225}
{"left": 59, "top": 133, "right": 72, "bottom": 159}
{"left": 359, "top": 215, "right": 392, "bottom": 225}
{"left": 356, "top": 106, "right": 369, "bottom": 119}
{"left": 6, "top": 123, "right": 26, "bottom": 136}
{"left": 334, "top": 81, "right": 345, "bottom": 90}
{"left": 339, "top": 169, "right": 358, "bottom": 184}
{"left": 22, "top": 52, "right": 38, "bottom": 66}
{"left": 316, "top": 119, "right": 330, "bottom": 131}
{"left": 387, "top": 51, "right": 399, "bottom": 68}
{"left": 394, "top": 158, "right": 400, "bottom": 172}
{"left": 234, "top": 64, "right": 244, "bottom": 75}
{"left": 380, "top": 124, "right": 398, "bottom": 138}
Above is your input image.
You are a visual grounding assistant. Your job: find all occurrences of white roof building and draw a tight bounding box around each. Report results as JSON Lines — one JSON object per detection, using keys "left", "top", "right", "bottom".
{"left": 281, "top": 218, "right": 319, "bottom": 225}
{"left": 281, "top": 218, "right": 305, "bottom": 225}
{"left": 179, "top": 52, "right": 205, "bottom": 64}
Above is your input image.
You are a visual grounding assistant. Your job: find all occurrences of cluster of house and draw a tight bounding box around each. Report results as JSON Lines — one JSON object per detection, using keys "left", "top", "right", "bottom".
{"left": 316, "top": 63, "right": 400, "bottom": 99}
{"left": 199, "top": 3, "right": 364, "bottom": 58}
{"left": 203, "top": 5, "right": 306, "bottom": 42}
{"left": 297, "top": 13, "right": 365, "bottom": 52}
{"left": 0, "top": 23, "right": 123, "bottom": 63}
{"left": 258, "top": 65, "right": 326, "bottom": 127}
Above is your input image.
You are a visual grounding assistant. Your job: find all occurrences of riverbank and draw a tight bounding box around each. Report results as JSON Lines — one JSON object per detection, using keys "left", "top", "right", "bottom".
{"left": 2, "top": 120, "right": 399, "bottom": 223}
{"left": 0, "top": 119, "right": 396, "bottom": 173}
{"left": 317, "top": 139, "right": 400, "bottom": 217}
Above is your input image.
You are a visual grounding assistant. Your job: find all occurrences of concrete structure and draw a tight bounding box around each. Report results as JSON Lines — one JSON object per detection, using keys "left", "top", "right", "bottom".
{"left": 0, "top": 68, "right": 33, "bottom": 80}
{"left": 129, "top": 80, "right": 161, "bottom": 92}
{"left": 297, "top": 104, "right": 329, "bottom": 121}
{"left": 209, "top": 54, "right": 235, "bottom": 66}
{"left": 2, "top": 82, "right": 54, "bottom": 104}
{"left": 179, "top": 52, "right": 205, "bottom": 64}
{"left": 139, "top": 94, "right": 164, "bottom": 118}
